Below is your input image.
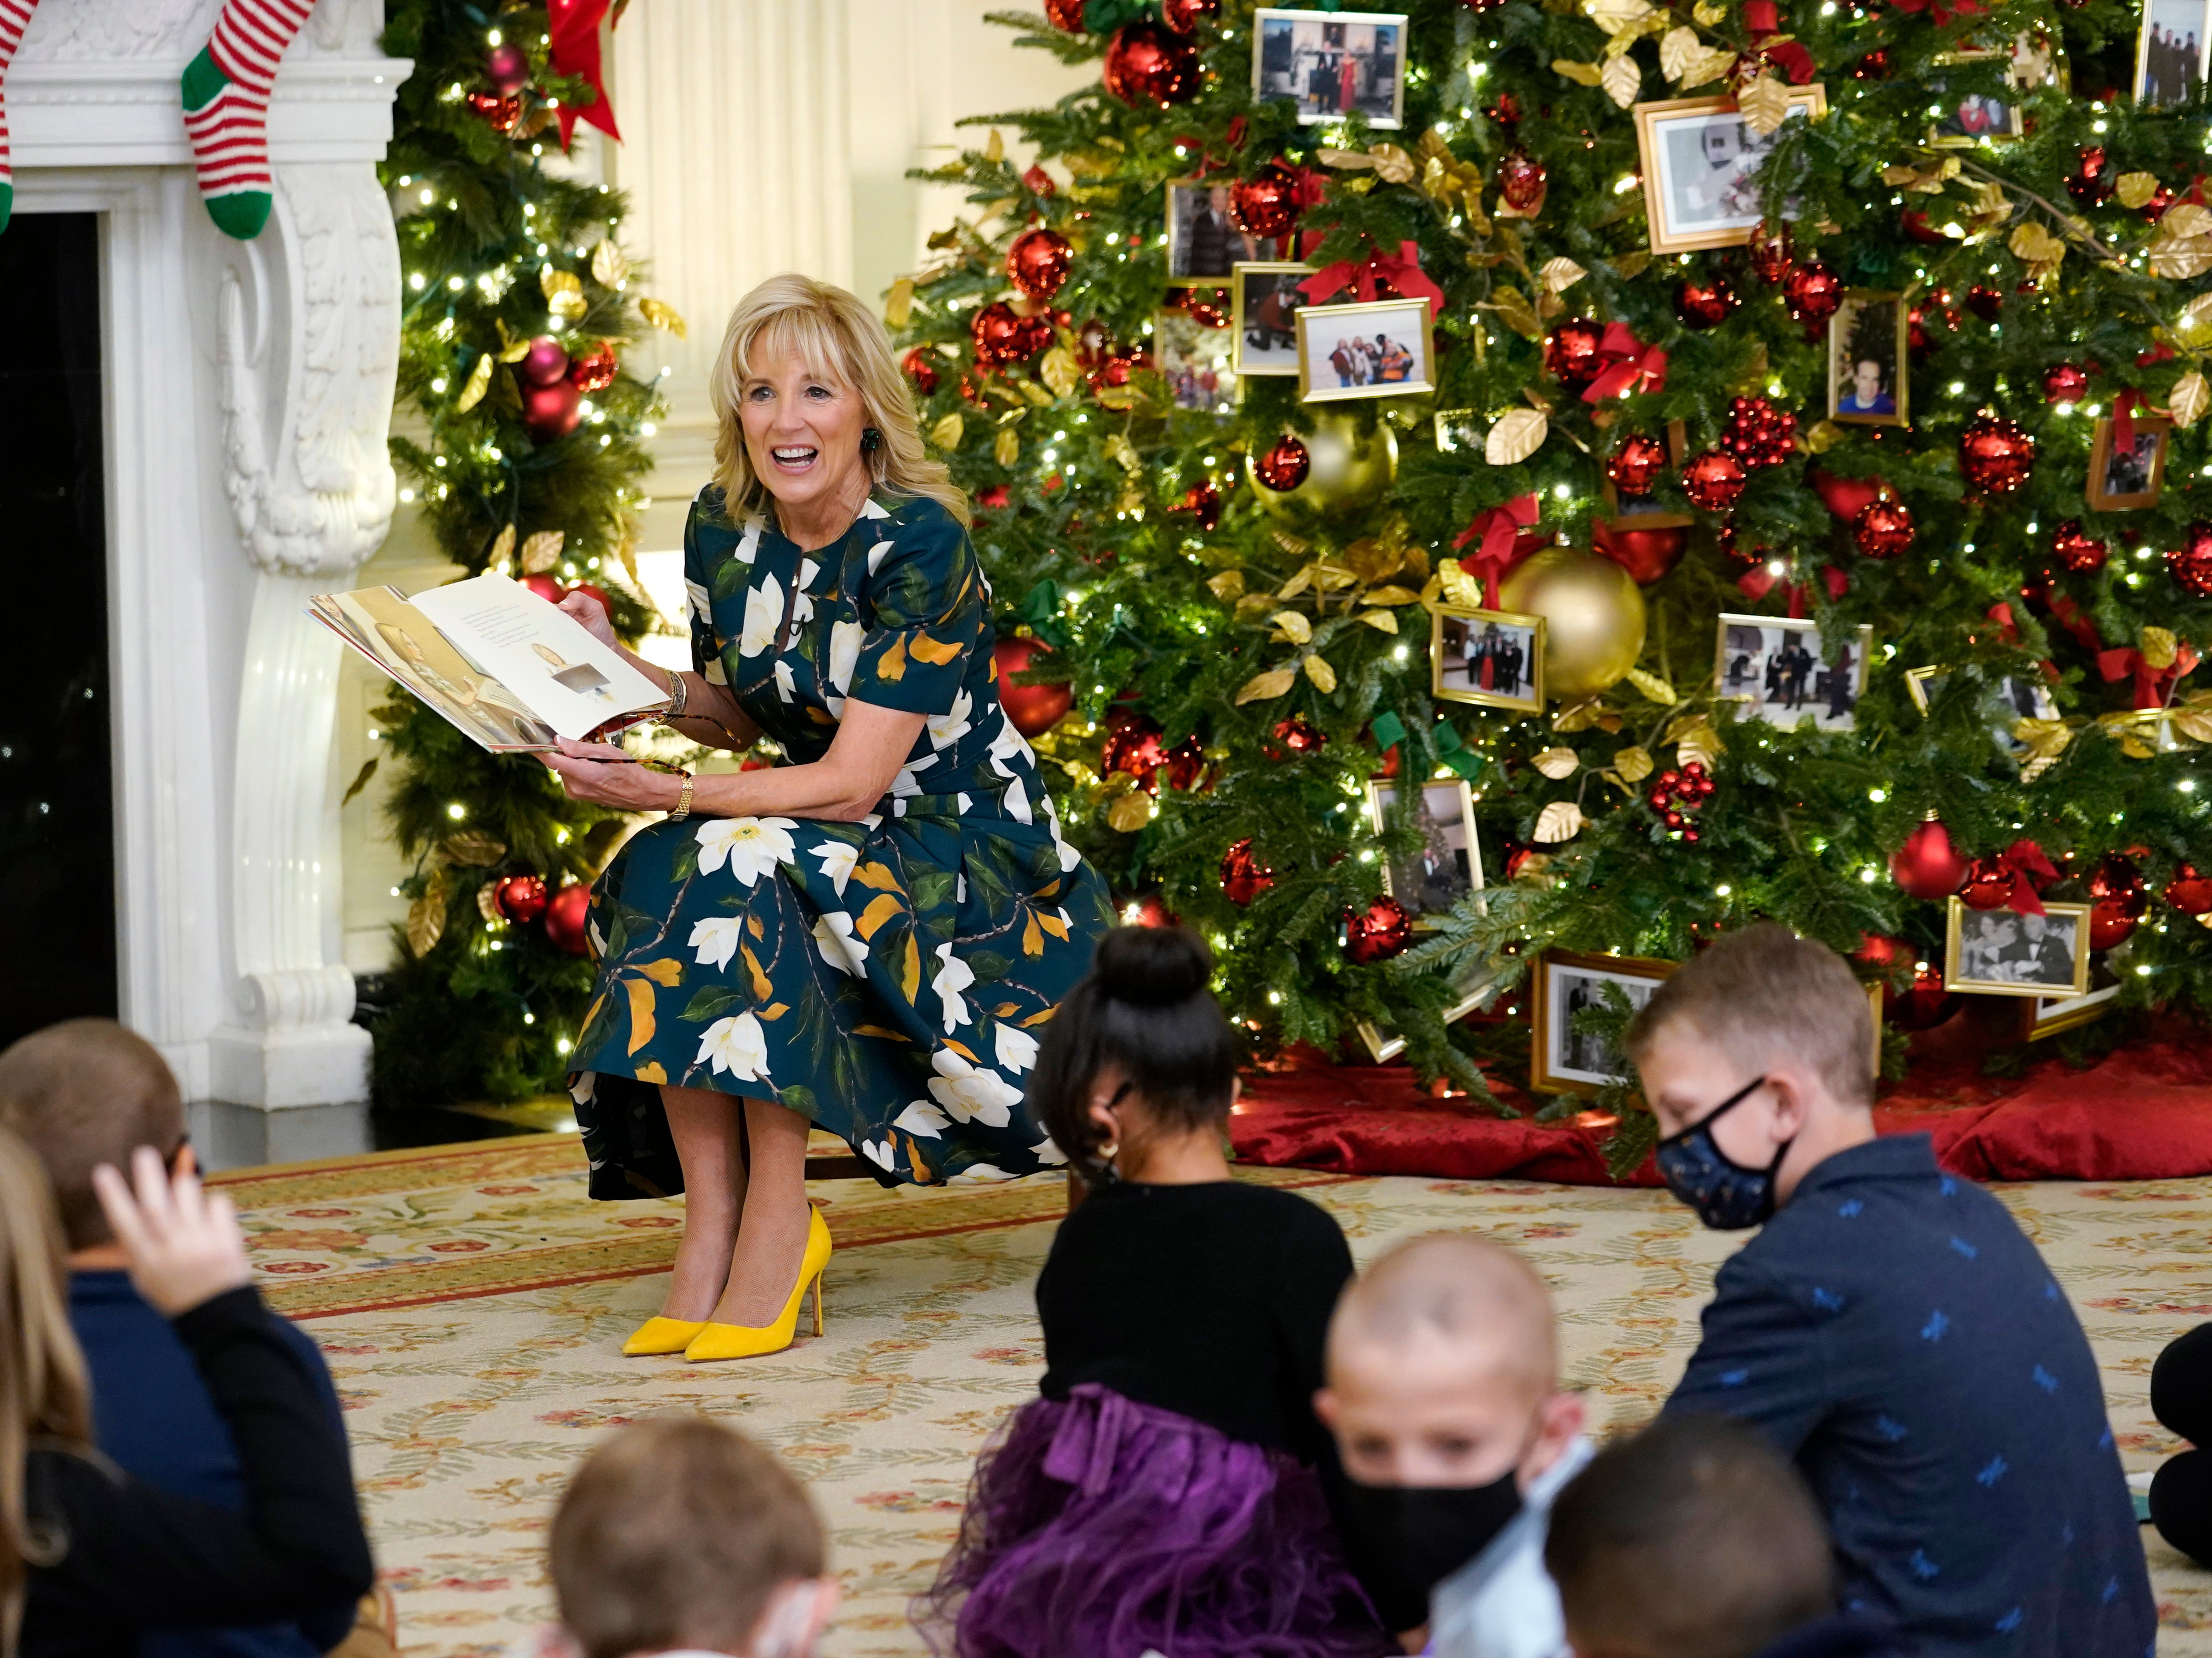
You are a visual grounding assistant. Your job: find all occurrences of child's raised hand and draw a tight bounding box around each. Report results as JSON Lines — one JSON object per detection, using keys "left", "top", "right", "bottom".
{"left": 91, "top": 1145, "right": 253, "bottom": 1317}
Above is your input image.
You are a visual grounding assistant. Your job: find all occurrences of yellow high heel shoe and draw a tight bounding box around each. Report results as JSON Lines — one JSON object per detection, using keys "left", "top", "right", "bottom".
{"left": 621, "top": 1316, "right": 707, "bottom": 1357}
{"left": 684, "top": 1207, "right": 832, "bottom": 1363}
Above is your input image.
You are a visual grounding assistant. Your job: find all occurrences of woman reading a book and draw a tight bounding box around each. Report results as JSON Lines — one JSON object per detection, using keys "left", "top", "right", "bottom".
{"left": 542, "top": 274, "right": 1115, "bottom": 1363}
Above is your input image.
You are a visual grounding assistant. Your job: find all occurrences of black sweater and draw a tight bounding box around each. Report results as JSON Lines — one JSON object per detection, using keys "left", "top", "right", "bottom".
{"left": 1035, "top": 1179, "right": 1354, "bottom": 1465}
{"left": 21, "top": 1287, "right": 374, "bottom": 1658}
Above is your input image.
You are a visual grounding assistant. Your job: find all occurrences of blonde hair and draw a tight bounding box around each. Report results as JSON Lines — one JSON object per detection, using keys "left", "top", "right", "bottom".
{"left": 708, "top": 274, "right": 967, "bottom": 531}
{"left": 0, "top": 1130, "right": 93, "bottom": 1658}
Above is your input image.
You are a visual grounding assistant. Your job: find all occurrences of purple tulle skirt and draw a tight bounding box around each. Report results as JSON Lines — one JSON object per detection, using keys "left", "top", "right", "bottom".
{"left": 914, "top": 1384, "right": 1391, "bottom": 1658}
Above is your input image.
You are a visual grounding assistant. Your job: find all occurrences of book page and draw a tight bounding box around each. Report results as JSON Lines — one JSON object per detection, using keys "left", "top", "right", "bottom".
{"left": 409, "top": 574, "right": 668, "bottom": 742}
{"left": 313, "top": 588, "right": 558, "bottom": 752}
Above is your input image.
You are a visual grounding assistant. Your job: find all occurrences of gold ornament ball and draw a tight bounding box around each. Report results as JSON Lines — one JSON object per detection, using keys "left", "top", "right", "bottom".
{"left": 1249, "top": 410, "right": 1398, "bottom": 520}
{"left": 1495, "top": 546, "right": 1647, "bottom": 699}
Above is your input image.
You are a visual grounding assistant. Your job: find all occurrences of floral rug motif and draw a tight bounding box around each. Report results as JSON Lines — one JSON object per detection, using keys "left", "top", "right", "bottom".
{"left": 213, "top": 1141, "right": 2212, "bottom": 1655}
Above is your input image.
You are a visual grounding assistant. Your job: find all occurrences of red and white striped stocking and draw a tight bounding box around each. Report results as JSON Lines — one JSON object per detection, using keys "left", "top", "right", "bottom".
{"left": 0, "top": 0, "right": 42, "bottom": 234}
{"left": 180, "top": 0, "right": 316, "bottom": 240}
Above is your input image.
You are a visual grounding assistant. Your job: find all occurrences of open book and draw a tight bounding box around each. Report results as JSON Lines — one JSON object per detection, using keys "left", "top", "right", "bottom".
{"left": 311, "top": 574, "right": 670, "bottom": 753}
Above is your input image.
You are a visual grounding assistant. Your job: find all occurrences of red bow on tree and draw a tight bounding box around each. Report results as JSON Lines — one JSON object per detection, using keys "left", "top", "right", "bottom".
{"left": 2100, "top": 639, "right": 2201, "bottom": 708}
{"left": 1742, "top": 1, "right": 1817, "bottom": 83}
{"left": 1735, "top": 562, "right": 1848, "bottom": 618}
{"left": 1983, "top": 600, "right": 2021, "bottom": 643}
{"left": 1582, "top": 322, "right": 1668, "bottom": 403}
{"left": 1987, "top": 839, "right": 2059, "bottom": 915}
{"left": 2022, "top": 585, "right": 2105, "bottom": 654}
{"left": 2113, "top": 387, "right": 2144, "bottom": 454}
{"left": 1451, "top": 493, "right": 1540, "bottom": 604}
{"left": 1299, "top": 240, "right": 1446, "bottom": 311}
{"left": 1174, "top": 115, "right": 1250, "bottom": 177}
{"left": 548, "top": 0, "right": 622, "bottom": 146}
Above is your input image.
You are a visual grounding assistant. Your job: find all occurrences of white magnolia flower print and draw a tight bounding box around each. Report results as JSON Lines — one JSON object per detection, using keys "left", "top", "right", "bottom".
{"left": 696, "top": 1012, "right": 770, "bottom": 1081}
{"left": 894, "top": 1100, "right": 951, "bottom": 1138}
{"left": 739, "top": 574, "right": 784, "bottom": 656}
{"left": 926, "top": 689, "right": 974, "bottom": 751}
{"left": 927, "top": 1048, "right": 1021, "bottom": 1127}
{"left": 932, "top": 944, "right": 976, "bottom": 1032}
{"left": 812, "top": 912, "right": 867, "bottom": 976}
{"left": 695, "top": 816, "right": 797, "bottom": 885}
{"left": 861, "top": 1136, "right": 897, "bottom": 1172}
{"left": 812, "top": 839, "right": 859, "bottom": 896}
{"left": 684, "top": 578, "right": 711, "bottom": 623}
{"left": 733, "top": 521, "right": 763, "bottom": 565}
{"left": 949, "top": 1162, "right": 1014, "bottom": 1185}
{"left": 867, "top": 534, "right": 896, "bottom": 575}
{"left": 688, "top": 915, "right": 742, "bottom": 971}
{"left": 774, "top": 658, "right": 796, "bottom": 702}
{"left": 1002, "top": 776, "right": 1032, "bottom": 826}
{"left": 993, "top": 1022, "right": 1040, "bottom": 1075}
{"left": 1031, "top": 1135, "right": 1068, "bottom": 1168}
{"left": 987, "top": 713, "right": 1035, "bottom": 777}
{"left": 788, "top": 559, "right": 821, "bottom": 632}
{"left": 827, "top": 618, "right": 865, "bottom": 698}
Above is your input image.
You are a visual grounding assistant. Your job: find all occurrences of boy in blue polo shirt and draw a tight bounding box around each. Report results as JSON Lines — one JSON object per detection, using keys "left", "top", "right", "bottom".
{"left": 1624, "top": 924, "right": 2153, "bottom": 1658}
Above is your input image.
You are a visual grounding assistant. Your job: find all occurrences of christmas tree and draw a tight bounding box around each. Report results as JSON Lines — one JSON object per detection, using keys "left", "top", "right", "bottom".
{"left": 364, "top": 0, "right": 680, "bottom": 1106}
{"left": 892, "top": 0, "right": 2212, "bottom": 1146}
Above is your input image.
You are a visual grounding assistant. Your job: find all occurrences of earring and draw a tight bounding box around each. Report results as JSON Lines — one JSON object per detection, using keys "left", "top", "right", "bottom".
{"left": 861, "top": 426, "right": 883, "bottom": 453}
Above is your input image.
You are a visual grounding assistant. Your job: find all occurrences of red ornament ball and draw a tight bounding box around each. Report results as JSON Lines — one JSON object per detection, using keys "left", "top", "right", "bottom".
{"left": 520, "top": 335, "right": 571, "bottom": 387}
{"left": 520, "top": 377, "right": 583, "bottom": 440}
{"left": 2089, "top": 899, "right": 2140, "bottom": 950}
{"left": 1272, "top": 715, "right": 1327, "bottom": 754}
{"left": 1101, "top": 712, "right": 1169, "bottom": 792}
{"left": 1343, "top": 896, "right": 1415, "bottom": 964}
{"left": 1675, "top": 275, "right": 1738, "bottom": 329}
{"left": 1960, "top": 858, "right": 2017, "bottom": 911}
{"left": 1102, "top": 21, "right": 1199, "bottom": 107}
{"left": 1810, "top": 468, "right": 1888, "bottom": 523}
{"left": 1966, "top": 284, "right": 2005, "bottom": 322}
{"left": 1745, "top": 224, "right": 1795, "bottom": 285}
{"left": 1496, "top": 150, "right": 1547, "bottom": 212}
{"left": 1958, "top": 414, "right": 2035, "bottom": 494}
{"left": 1161, "top": 0, "right": 1219, "bottom": 29}
{"left": 520, "top": 574, "right": 567, "bottom": 605}
{"left": 1231, "top": 161, "right": 1305, "bottom": 239}
{"left": 2066, "top": 146, "right": 2115, "bottom": 206}
{"left": 1022, "top": 163, "right": 1056, "bottom": 197}
{"left": 1179, "top": 289, "right": 1230, "bottom": 329}
{"left": 567, "top": 341, "right": 618, "bottom": 394}
{"left": 1890, "top": 815, "right": 1969, "bottom": 900}
{"left": 2043, "top": 363, "right": 2090, "bottom": 403}
{"left": 2167, "top": 863, "right": 2212, "bottom": 915}
{"left": 1781, "top": 261, "right": 1844, "bottom": 324}
{"left": 493, "top": 873, "right": 549, "bottom": 926}
{"left": 2050, "top": 520, "right": 2107, "bottom": 573}
{"left": 902, "top": 348, "right": 941, "bottom": 396}
{"left": 970, "top": 301, "right": 1031, "bottom": 366}
{"left": 1851, "top": 48, "right": 1892, "bottom": 78}
{"left": 1005, "top": 227, "right": 1074, "bottom": 303}
{"left": 465, "top": 91, "right": 522, "bottom": 133}
{"left": 1177, "top": 478, "right": 1223, "bottom": 531}
{"left": 1090, "top": 343, "right": 1149, "bottom": 391}
{"left": 543, "top": 884, "right": 593, "bottom": 956}
{"left": 1162, "top": 736, "right": 1208, "bottom": 792}
{"left": 2168, "top": 523, "right": 2212, "bottom": 597}
{"left": 1854, "top": 932, "right": 1912, "bottom": 971}
{"left": 2090, "top": 853, "right": 2148, "bottom": 908}
{"left": 1545, "top": 319, "right": 1606, "bottom": 391}
{"left": 485, "top": 41, "right": 530, "bottom": 96}
{"left": 1220, "top": 838, "right": 1275, "bottom": 906}
{"left": 1681, "top": 450, "right": 1748, "bottom": 512}
{"left": 1254, "top": 433, "right": 1312, "bottom": 492}
{"left": 1044, "top": 0, "right": 1087, "bottom": 30}
{"left": 1593, "top": 518, "right": 1689, "bottom": 585}
{"left": 1853, "top": 498, "right": 1917, "bottom": 559}
{"left": 1607, "top": 433, "right": 1670, "bottom": 496}
{"left": 1721, "top": 396, "right": 1796, "bottom": 471}
{"left": 994, "top": 638, "right": 1073, "bottom": 738}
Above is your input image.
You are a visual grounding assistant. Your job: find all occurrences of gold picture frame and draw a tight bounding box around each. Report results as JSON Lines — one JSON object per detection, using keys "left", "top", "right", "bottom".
{"left": 1633, "top": 87, "right": 1829, "bottom": 254}
{"left": 2086, "top": 414, "right": 2171, "bottom": 511}
{"left": 2022, "top": 980, "right": 2121, "bottom": 1040}
{"left": 1944, "top": 896, "right": 2092, "bottom": 999}
{"left": 2134, "top": 0, "right": 2209, "bottom": 109}
{"left": 1433, "top": 604, "right": 1546, "bottom": 713}
{"left": 1927, "top": 50, "right": 2025, "bottom": 145}
{"left": 1163, "top": 179, "right": 1261, "bottom": 284}
{"left": 1365, "top": 776, "right": 1485, "bottom": 929}
{"left": 1829, "top": 290, "right": 1909, "bottom": 428}
{"left": 1251, "top": 7, "right": 1410, "bottom": 130}
{"left": 1357, "top": 960, "right": 1496, "bottom": 1062}
{"left": 1531, "top": 947, "right": 1678, "bottom": 1099}
{"left": 1296, "top": 297, "right": 1437, "bottom": 403}
{"left": 1230, "top": 261, "right": 1315, "bottom": 376}
{"left": 1714, "top": 613, "right": 1874, "bottom": 734}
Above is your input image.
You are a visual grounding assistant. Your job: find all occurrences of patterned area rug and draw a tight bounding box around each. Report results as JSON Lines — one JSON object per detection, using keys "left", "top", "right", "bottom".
{"left": 212, "top": 1139, "right": 2212, "bottom": 1657}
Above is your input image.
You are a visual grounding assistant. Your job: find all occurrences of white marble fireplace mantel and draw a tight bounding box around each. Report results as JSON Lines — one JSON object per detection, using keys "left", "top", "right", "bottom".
{"left": 12, "top": 0, "right": 407, "bottom": 1125}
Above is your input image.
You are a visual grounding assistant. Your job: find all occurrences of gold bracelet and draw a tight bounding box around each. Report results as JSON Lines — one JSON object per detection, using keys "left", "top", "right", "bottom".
{"left": 670, "top": 771, "right": 695, "bottom": 821}
{"left": 662, "top": 667, "right": 690, "bottom": 720}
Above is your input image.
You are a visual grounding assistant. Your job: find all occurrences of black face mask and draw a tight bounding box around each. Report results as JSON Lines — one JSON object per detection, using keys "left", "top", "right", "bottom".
{"left": 1654, "top": 1074, "right": 1785, "bottom": 1231}
{"left": 1336, "top": 1467, "right": 1525, "bottom": 1631}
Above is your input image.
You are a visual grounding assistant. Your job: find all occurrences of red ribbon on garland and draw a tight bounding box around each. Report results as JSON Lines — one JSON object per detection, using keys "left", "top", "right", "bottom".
{"left": 2100, "top": 640, "right": 2201, "bottom": 708}
{"left": 1735, "top": 561, "right": 1848, "bottom": 618}
{"left": 1742, "top": 1, "right": 1817, "bottom": 83}
{"left": 548, "top": 0, "right": 621, "bottom": 147}
{"left": 1451, "top": 493, "right": 1541, "bottom": 605}
{"left": 1299, "top": 240, "right": 1446, "bottom": 311}
{"left": 1986, "top": 839, "right": 2059, "bottom": 916}
{"left": 1581, "top": 322, "right": 1669, "bottom": 403}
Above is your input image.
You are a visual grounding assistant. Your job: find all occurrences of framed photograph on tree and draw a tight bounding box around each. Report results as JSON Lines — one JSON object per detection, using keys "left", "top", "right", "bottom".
{"left": 1530, "top": 948, "right": 1677, "bottom": 1098}
{"left": 1829, "top": 290, "right": 1909, "bottom": 427}
{"left": 2136, "top": 0, "right": 2211, "bottom": 108}
{"left": 1297, "top": 298, "right": 1436, "bottom": 401}
{"left": 1231, "top": 262, "right": 1314, "bottom": 376}
{"left": 1926, "top": 50, "right": 2025, "bottom": 144}
{"left": 2021, "top": 979, "right": 2121, "bottom": 1040}
{"left": 1356, "top": 953, "right": 1496, "bottom": 1062}
{"left": 1365, "top": 776, "right": 1485, "bottom": 926}
{"left": 1714, "top": 613, "right": 1874, "bottom": 733}
{"left": 2086, "top": 414, "right": 2170, "bottom": 509}
{"left": 1164, "top": 180, "right": 1261, "bottom": 282}
{"left": 1944, "top": 897, "right": 2092, "bottom": 999}
{"left": 1252, "top": 8, "right": 1408, "bottom": 128}
{"left": 1433, "top": 604, "right": 1545, "bottom": 712}
{"left": 1632, "top": 88, "right": 1828, "bottom": 253}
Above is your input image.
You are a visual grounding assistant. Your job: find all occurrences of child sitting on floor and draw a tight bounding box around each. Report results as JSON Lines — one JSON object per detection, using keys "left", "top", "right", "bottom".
{"left": 1545, "top": 1413, "right": 1908, "bottom": 1658}
{"left": 548, "top": 1416, "right": 837, "bottom": 1658}
{"left": 916, "top": 926, "right": 1389, "bottom": 1658}
{"left": 1316, "top": 1233, "right": 1592, "bottom": 1657}
{"left": 1626, "top": 922, "right": 2154, "bottom": 1657}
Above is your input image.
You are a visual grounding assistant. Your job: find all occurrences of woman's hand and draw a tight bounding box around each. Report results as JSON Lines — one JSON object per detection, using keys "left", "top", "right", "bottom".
{"left": 92, "top": 1146, "right": 253, "bottom": 1318}
{"left": 543, "top": 737, "right": 685, "bottom": 811}
{"left": 557, "top": 588, "right": 620, "bottom": 651}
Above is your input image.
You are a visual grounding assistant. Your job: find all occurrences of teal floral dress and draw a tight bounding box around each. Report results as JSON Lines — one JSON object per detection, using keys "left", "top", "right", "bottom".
{"left": 569, "top": 489, "right": 1113, "bottom": 1196}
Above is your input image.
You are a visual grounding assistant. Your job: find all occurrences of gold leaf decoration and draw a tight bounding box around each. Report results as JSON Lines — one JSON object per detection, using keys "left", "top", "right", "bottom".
{"left": 521, "top": 530, "right": 565, "bottom": 574}
{"left": 475, "top": 884, "right": 504, "bottom": 924}
{"left": 1105, "top": 433, "right": 1142, "bottom": 474}
{"left": 1106, "top": 792, "right": 1152, "bottom": 832}
{"left": 1551, "top": 58, "right": 1604, "bottom": 86}
{"left": 406, "top": 867, "right": 450, "bottom": 958}
{"left": 1675, "top": 719, "right": 1724, "bottom": 772}
{"left": 1583, "top": 0, "right": 1657, "bottom": 31}
{"left": 2179, "top": 294, "right": 2212, "bottom": 349}
{"left": 994, "top": 426, "right": 1020, "bottom": 468}
{"left": 929, "top": 411, "right": 965, "bottom": 450}
{"left": 1235, "top": 667, "right": 1299, "bottom": 705}
{"left": 1040, "top": 346, "right": 1083, "bottom": 399}
{"left": 1624, "top": 666, "right": 1677, "bottom": 704}
{"left": 2166, "top": 202, "right": 2212, "bottom": 240}
{"left": 541, "top": 267, "right": 588, "bottom": 322}
{"left": 1360, "top": 610, "right": 1400, "bottom": 633}
{"left": 590, "top": 239, "right": 629, "bottom": 288}
{"left": 1552, "top": 698, "right": 1609, "bottom": 733}
{"left": 1486, "top": 408, "right": 1549, "bottom": 466}
{"left": 638, "top": 297, "right": 688, "bottom": 338}
{"left": 1533, "top": 746, "right": 1581, "bottom": 779}
{"left": 1803, "top": 419, "right": 1845, "bottom": 452}
{"left": 885, "top": 276, "right": 915, "bottom": 329}
{"left": 1271, "top": 610, "right": 1315, "bottom": 644}
{"left": 1438, "top": 558, "right": 1485, "bottom": 609}
{"left": 1613, "top": 745, "right": 1655, "bottom": 783}
{"left": 1207, "top": 570, "right": 1246, "bottom": 601}
{"left": 495, "top": 319, "right": 532, "bottom": 362}
{"left": 2117, "top": 172, "right": 2162, "bottom": 210}
{"left": 1362, "top": 584, "right": 1422, "bottom": 606}
{"left": 1303, "top": 653, "right": 1339, "bottom": 693}
{"left": 439, "top": 830, "right": 508, "bottom": 866}
{"left": 486, "top": 523, "right": 517, "bottom": 572}
{"left": 1692, "top": 0, "right": 1727, "bottom": 20}
{"left": 1533, "top": 800, "right": 1587, "bottom": 843}
{"left": 1600, "top": 54, "right": 1642, "bottom": 107}
{"left": 1277, "top": 564, "right": 1318, "bottom": 599}
{"left": 2141, "top": 625, "right": 2181, "bottom": 671}
{"left": 2012, "top": 718, "right": 2073, "bottom": 781}
{"left": 1370, "top": 143, "right": 1416, "bottom": 184}
{"left": 2172, "top": 370, "right": 2210, "bottom": 431}
{"left": 455, "top": 353, "right": 493, "bottom": 413}
{"left": 1487, "top": 286, "right": 1545, "bottom": 341}
{"left": 2007, "top": 221, "right": 2065, "bottom": 278}
{"left": 1539, "top": 257, "right": 1588, "bottom": 295}
{"left": 1736, "top": 72, "right": 1792, "bottom": 136}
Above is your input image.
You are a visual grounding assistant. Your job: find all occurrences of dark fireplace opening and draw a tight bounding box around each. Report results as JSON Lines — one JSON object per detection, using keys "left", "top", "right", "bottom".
{"left": 0, "top": 214, "right": 116, "bottom": 1043}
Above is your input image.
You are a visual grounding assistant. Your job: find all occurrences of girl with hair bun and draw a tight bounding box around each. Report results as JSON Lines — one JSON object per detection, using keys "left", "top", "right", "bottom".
{"left": 916, "top": 927, "right": 1389, "bottom": 1658}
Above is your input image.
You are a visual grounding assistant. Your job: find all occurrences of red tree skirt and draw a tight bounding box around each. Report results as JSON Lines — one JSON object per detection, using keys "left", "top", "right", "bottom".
{"left": 1230, "top": 1041, "right": 2212, "bottom": 1185}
